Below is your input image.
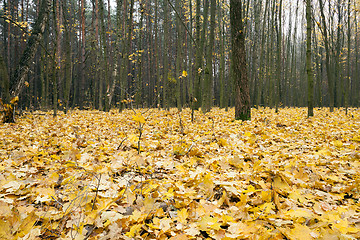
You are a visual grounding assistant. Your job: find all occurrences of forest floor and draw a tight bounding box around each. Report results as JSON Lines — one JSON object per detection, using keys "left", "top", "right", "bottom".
{"left": 0, "top": 107, "right": 359, "bottom": 240}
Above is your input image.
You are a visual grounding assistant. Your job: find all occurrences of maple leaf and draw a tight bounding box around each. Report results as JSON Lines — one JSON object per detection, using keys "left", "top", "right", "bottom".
{"left": 282, "top": 223, "right": 317, "bottom": 240}
{"left": 177, "top": 208, "right": 188, "bottom": 224}
{"left": 132, "top": 113, "right": 145, "bottom": 124}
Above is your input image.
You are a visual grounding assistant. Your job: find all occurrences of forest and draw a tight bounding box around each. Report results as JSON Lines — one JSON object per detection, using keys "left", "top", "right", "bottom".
{"left": 0, "top": 0, "right": 360, "bottom": 239}
{"left": 0, "top": 0, "right": 359, "bottom": 114}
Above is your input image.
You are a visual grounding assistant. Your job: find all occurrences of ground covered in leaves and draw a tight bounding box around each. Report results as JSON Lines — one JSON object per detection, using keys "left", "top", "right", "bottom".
{"left": 0, "top": 107, "right": 360, "bottom": 240}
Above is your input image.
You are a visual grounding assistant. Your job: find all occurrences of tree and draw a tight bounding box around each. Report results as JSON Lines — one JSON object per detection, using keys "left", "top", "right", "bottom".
{"left": 219, "top": 0, "right": 227, "bottom": 109}
{"left": 306, "top": 0, "right": 314, "bottom": 117}
{"left": 2, "top": 0, "right": 51, "bottom": 123}
{"left": 231, "top": 0, "right": 250, "bottom": 120}
{"left": 79, "top": 0, "right": 86, "bottom": 109}
{"left": 0, "top": 53, "right": 10, "bottom": 104}
{"left": 275, "top": 0, "right": 282, "bottom": 113}
{"left": 345, "top": 0, "right": 351, "bottom": 114}
{"left": 62, "top": 0, "right": 72, "bottom": 113}
{"left": 98, "top": 0, "right": 110, "bottom": 111}
{"left": 175, "top": 0, "right": 183, "bottom": 110}
{"left": 202, "top": 0, "right": 216, "bottom": 113}
{"left": 163, "top": 0, "right": 170, "bottom": 110}
{"left": 318, "top": 0, "right": 335, "bottom": 112}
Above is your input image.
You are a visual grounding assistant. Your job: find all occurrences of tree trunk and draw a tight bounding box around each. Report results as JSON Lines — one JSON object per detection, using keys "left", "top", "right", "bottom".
{"left": 231, "top": 0, "right": 250, "bottom": 120}
{"left": 136, "top": 0, "right": 144, "bottom": 108}
{"left": 202, "top": 0, "right": 216, "bottom": 113}
{"left": 188, "top": 0, "right": 194, "bottom": 108}
{"left": 354, "top": 0, "right": 359, "bottom": 107}
{"left": 219, "top": 0, "right": 227, "bottom": 109}
{"left": 175, "top": 0, "right": 183, "bottom": 110}
{"left": 163, "top": 0, "right": 169, "bottom": 109}
{"left": 52, "top": 0, "right": 61, "bottom": 117}
{"left": 62, "top": 0, "right": 72, "bottom": 113}
{"left": 255, "top": 0, "right": 269, "bottom": 107}
{"left": 319, "top": 0, "right": 335, "bottom": 112}
{"left": 120, "top": 0, "right": 134, "bottom": 110}
{"left": 306, "top": 0, "right": 314, "bottom": 117}
{"left": 0, "top": 53, "right": 10, "bottom": 104}
{"left": 275, "top": 0, "right": 282, "bottom": 113}
{"left": 345, "top": 0, "right": 350, "bottom": 114}
{"left": 10, "top": 0, "right": 51, "bottom": 99}
{"left": 154, "top": 0, "right": 160, "bottom": 108}
{"left": 108, "top": 0, "right": 124, "bottom": 109}
{"left": 2, "top": 0, "right": 51, "bottom": 123}
{"left": 79, "top": 0, "right": 86, "bottom": 109}
{"left": 193, "top": 0, "right": 209, "bottom": 111}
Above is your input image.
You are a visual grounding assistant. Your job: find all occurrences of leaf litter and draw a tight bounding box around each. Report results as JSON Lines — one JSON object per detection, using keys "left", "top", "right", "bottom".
{"left": 0, "top": 107, "right": 359, "bottom": 240}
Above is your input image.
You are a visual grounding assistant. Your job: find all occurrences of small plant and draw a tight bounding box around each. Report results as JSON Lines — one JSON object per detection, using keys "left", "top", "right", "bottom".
{"left": 0, "top": 96, "right": 18, "bottom": 123}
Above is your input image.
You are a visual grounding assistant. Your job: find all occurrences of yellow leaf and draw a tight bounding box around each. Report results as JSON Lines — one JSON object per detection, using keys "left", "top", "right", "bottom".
{"left": 184, "top": 224, "right": 200, "bottom": 236}
{"left": 244, "top": 132, "right": 252, "bottom": 137}
{"left": 84, "top": 210, "right": 98, "bottom": 224}
{"left": 260, "top": 190, "right": 271, "bottom": 202}
{"left": 177, "top": 208, "right": 188, "bottom": 224}
{"left": 132, "top": 113, "right": 145, "bottom": 124}
{"left": 332, "top": 219, "right": 353, "bottom": 234}
{"left": 159, "top": 217, "right": 172, "bottom": 232}
{"left": 285, "top": 224, "right": 315, "bottom": 240}
{"left": 0, "top": 202, "right": 11, "bottom": 217}
{"left": 288, "top": 189, "right": 306, "bottom": 203}
{"left": 128, "top": 134, "right": 139, "bottom": 149}
{"left": 35, "top": 187, "right": 55, "bottom": 203}
{"left": 284, "top": 209, "right": 314, "bottom": 220}
{"left": 273, "top": 174, "right": 291, "bottom": 193}
{"left": 243, "top": 185, "right": 259, "bottom": 194}
{"left": 218, "top": 138, "right": 228, "bottom": 147}
{"left": 228, "top": 155, "right": 243, "bottom": 169}
{"left": 0, "top": 219, "right": 12, "bottom": 239}
{"left": 221, "top": 214, "right": 234, "bottom": 224}
{"left": 163, "top": 188, "right": 174, "bottom": 200}
{"left": 202, "top": 173, "right": 214, "bottom": 196}
{"left": 14, "top": 211, "right": 38, "bottom": 239}
{"left": 130, "top": 209, "right": 143, "bottom": 222}
{"left": 143, "top": 196, "right": 155, "bottom": 212}
{"left": 147, "top": 217, "right": 160, "bottom": 229}
{"left": 350, "top": 136, "right": 360, "bottom": 142}
{"left": 103, "top": 219, "right": 111, "bottom": 228}
{"left": 218, "top": 190, "right": 230, "bottom": 207}
{"left": 125, "top": 223, "right": 142, "bottom": 237}
{"left": 198, "top": 216, "right": 220, "bottom": 231}
{"left": 181, "top": 70, "right": 188, "bottom": 78}
{"left": 259, "top": 202, "right": 276, "bottom": 214}
{"left": 332, "top": 140, "right": 343, "bottom": 148}
{"left": 10, "top": 96, "right": 19, "bottom": 104}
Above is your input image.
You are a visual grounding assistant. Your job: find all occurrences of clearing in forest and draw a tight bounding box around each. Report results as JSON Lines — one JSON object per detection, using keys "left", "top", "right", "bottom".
{"left": 0, "top": 107, "right": 359, "bottom": 239}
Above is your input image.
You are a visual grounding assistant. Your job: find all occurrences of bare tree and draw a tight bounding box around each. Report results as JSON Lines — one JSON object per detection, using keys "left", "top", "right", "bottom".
{"left": 231, "top": 0, "right": 250, "bottom": 120}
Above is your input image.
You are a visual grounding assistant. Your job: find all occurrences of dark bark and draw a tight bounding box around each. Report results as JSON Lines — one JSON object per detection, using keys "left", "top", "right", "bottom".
{"left": 306, "top": 0, "right": 314, "bottom": 117}
{"left": 62, "top": 0, "right": 72, "bottom": 113}
{"left": 231, "top": 0, "right": 250, "bottom": 120}
{"left": 255, "top": 0, "right": 269, "bottom": 107}
{"left": 275, "top": 0, "right": 282, "bottom": 113}
{"left": 175, "top": 0, "right": 183, "bottom": 110}
{"left": 2, "top": 0, "right": 50, "bottom": 123}
{"left": 163, "top": 0, "right": 169, "bottom": 109}
{"left": 318, "top": 0, "right": 334, "bottom": 112}
{"left": 202, "top": 0, "right": 216, "bottom": 113}
{"left": 79, "top": 0, "right": 86, "bottom": 109}
{"left": 10, "top": 0, "right": 50, "bottom": 99}
{"left": 219, "top": 0, "right": 226, "bottom": 108}
{"left": 98, "top": 0, "right": 110, "bottom": 111}
{"left": 0, "top": 53, "right": 10, "bottom": 103}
